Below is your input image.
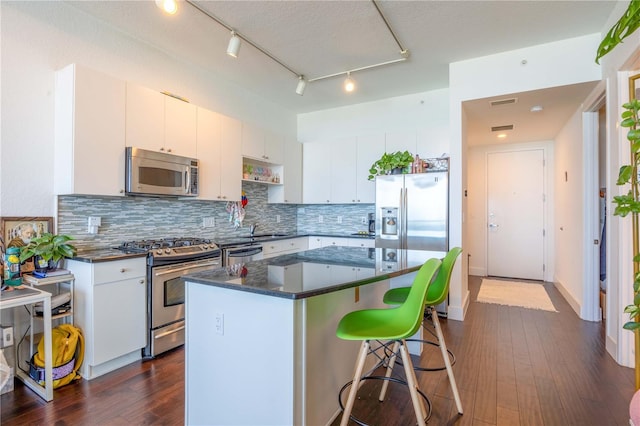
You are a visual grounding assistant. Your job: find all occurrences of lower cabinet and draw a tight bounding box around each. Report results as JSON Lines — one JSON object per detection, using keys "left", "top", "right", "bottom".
{"left": 262, "top": 237, "right": 309, "bottom": 259}
{"left": 308, "top": 236, "right": 375, "bottom": 249}
{"left": 67, "top": 257, "right": 146, "bottom": 380}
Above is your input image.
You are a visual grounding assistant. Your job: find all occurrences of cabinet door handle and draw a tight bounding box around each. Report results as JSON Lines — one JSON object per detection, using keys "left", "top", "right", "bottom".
{"left": 120, "top": 268, "right": 126, "bottom": 273}
{"left": 139, "top": 279, "right": 145, "bottom": 284}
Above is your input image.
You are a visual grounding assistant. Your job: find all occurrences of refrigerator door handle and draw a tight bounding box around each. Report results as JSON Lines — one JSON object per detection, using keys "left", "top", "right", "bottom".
{"left": 403, "top": 187, "right": 409, "bottom": 249}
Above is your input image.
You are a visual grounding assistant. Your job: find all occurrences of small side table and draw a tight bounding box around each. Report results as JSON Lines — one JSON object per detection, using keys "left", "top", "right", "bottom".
{"left": 0, "top": 287, "right": 53, "bottom": 401}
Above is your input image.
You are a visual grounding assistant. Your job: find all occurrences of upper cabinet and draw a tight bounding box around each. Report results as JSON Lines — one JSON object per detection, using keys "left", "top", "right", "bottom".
{"left": 242, "top": 123, "right": 283, "bottom": 164}
{"left": 268, "top": 136, "right": 302, "bottom": 204}
{"left": 125, "top": 83, "right": 197, "bottom": 158}
{"left": 197, "top": 107, "right": 242, "bottom": 201}
{"left": 302, "top": 135, "right": 383, "bottom": 204}
{"left": 54, "top": 64, "right": 126, "bottom": 196}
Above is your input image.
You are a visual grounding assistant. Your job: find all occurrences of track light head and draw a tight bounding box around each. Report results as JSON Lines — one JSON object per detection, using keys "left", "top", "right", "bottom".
{"left": 155, "top": 0, "right": 177, "bottom": 15}
{"left": 296, "top": 76, "right": 307, "bottom": 96}
{"left": 343, "top": 72, "right": 355, "bottom": 93}
{"left": 227, "top": 31, "right": 241, "bottom": 58}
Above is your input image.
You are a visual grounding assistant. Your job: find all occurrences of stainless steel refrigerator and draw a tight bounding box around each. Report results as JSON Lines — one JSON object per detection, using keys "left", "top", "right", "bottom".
{"left": 375, "top": 171, "right": 450, "bottom": 314}
{"left": 375, "top": 171, "right": 449, "bottom": 251}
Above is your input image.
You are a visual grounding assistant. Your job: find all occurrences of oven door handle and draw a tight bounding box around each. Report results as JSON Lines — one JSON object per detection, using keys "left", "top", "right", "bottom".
{"left": 153, "top": 260, "right": 220, "bottom": 277}
{"left": 155, "top": 325, "right": 185, "bottom": 339}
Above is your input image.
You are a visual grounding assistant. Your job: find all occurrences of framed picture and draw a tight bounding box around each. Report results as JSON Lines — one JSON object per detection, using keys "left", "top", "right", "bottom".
{"left": 630, "top": 72, "right": 640, "bottom": 102}
{"left": 1, "top": 217, "right": 54, "bottom": 272}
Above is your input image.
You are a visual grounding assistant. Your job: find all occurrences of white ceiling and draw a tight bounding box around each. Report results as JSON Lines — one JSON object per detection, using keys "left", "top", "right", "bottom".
{"left": 67, "top": 0, "right": 616, "bottom": 146}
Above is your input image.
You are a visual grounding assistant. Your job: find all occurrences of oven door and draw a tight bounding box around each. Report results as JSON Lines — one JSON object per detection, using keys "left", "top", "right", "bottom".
{"left": 150, "top": 257, "right": 220, "bottom": 329}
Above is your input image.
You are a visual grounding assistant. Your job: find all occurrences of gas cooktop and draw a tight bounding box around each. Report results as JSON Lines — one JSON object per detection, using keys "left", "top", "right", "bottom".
{"left": 117, "top": 237, "right": 220, "bottom": 260}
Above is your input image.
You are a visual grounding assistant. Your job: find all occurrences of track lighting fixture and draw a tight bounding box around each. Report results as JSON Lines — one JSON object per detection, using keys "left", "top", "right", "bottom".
{"left": 343, "top": 72, "right": 356, "bottom": 93}
{"left": 296, "top": 76, "right": 307, "bottom": 96}
{"left": 155, "top": 0, "right": 177, "bottom": 15}
{"left": 184, "top": 0, "right": 408, "bottom": 97}
{"left": 226, "top": 31, "right": 241, "bottom": 58}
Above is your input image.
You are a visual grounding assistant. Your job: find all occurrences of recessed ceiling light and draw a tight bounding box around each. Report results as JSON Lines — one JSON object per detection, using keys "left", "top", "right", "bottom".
{"left": 530, "top": 105, "right": 543, "bottom": 112}
{"left": 497, "top": 134, "right": 507, "bottom": 139}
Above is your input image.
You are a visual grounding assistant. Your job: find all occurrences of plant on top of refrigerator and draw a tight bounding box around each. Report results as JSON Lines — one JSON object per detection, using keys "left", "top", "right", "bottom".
{"left": 368, "top": 150, "right": 414, "bottom": 180}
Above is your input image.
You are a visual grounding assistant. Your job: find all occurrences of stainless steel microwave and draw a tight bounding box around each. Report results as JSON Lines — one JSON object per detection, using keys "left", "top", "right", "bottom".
{"left": 125, "top": 147, "right": 199, "bottom": 197}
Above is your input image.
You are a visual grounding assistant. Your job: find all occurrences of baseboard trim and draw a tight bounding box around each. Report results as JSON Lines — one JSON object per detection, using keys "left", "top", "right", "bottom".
{"left": 554, "top": 280, "right": 581, "bottom": 317}
{"left": 448, "top": 289, "right": 470, "bottom": 321}
{"left": 469, "top": 266, "right": 485, "bottom": 276}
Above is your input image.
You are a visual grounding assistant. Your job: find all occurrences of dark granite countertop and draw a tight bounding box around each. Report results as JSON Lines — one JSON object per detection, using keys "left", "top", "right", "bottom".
{"left": 71, "top": 248, "right": 148, "bottom": 263}
{"left": 71, "top": 233, "right": 375, "bottom": 262}
{"left": 214, "top": 233, "right": 374, "bottom": 248}
{"left": 183, "top": 246, "right": 445, "bottom": 300}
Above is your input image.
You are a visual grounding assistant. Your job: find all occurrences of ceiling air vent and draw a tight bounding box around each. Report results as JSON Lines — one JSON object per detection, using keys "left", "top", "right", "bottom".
{"left": 490, "top": 98, "right": 517, "bottom": 107}
{"left": 491, "top": 125, "right": 514, "bottom": 132}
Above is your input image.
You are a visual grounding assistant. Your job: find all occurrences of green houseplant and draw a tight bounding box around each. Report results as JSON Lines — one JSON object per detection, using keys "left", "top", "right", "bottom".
{"left": 19, "top": 233, "right": 77, "bottom": 272}
{"left": 368, "top": 150, "right": 414, "bottom": 180}
{"left": 595, "top": 0, "right": 640, "bottom": 391}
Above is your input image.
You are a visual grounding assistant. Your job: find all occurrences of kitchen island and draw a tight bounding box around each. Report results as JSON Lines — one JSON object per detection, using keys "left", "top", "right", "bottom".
{"left": 183, "top": 246, "right": 445, "bottom": 425}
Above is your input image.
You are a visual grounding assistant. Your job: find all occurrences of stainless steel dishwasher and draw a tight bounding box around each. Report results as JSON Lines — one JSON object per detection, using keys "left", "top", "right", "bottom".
{"left": 222, "top": 243, "right": 264, "bottom": 266}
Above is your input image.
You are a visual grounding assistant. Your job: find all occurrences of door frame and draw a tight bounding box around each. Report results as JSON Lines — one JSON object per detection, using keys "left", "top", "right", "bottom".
{"left": 482, "top": 143, "right": 553, "bottom": 283}
{"left": 582, "top": 86, "right": 607, "bottom": 322}
{"left": 485, "top": 148, "right": 546, "bottom": 280}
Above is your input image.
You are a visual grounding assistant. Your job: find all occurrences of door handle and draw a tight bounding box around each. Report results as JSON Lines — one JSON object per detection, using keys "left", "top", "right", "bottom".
{"left": 488, "top": 223, "right": 499, "bottom": 228}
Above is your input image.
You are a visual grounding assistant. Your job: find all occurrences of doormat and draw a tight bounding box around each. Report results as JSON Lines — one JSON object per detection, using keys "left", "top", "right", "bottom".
{"left": 477, "top": 279, "right": 557, "bottom": 312}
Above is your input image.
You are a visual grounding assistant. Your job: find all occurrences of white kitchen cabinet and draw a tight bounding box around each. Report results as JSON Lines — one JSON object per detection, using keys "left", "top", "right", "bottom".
{"left": 54, "top": 63, "right": 126, "bottom": 196}
{"left": 307, "top": 236, "right": 374, "bottom": 249}
{"left": 385, "top": 131, "right": 417, "bottom": 155}
{"left": 307, "top": 236, "right": 323, "bottom": 249}
{"left": 302, "top": 136, "right": 378, "bottom": 204}
{"left": 242, "top": 123, "right": 283, "bottom": 164}
{"left": 356, "top": 134, "right": 385, "bottom": 203}
{"left": 66, "top": 257, "right": 146, "bottom": 380}
{"left": 164, "top": 95, "right": 197, "bottom": 158}
{"left": 302, "top": 142, "right": 332, "bottom": 203}
{"left": 197, "top": 107, "right": 242, "bottom": 201}
{"left": 348, "top": 238, "right": 375, "bottom": 248}
{"left": 331, "top": 138, "right": 357, "bottom": 203}
{"left": 267, "top": 263, "right": 303, "bottom": 292}
{"left": 125, "top": 83, "right": 197, "bottom": 158}
{"left": 262, "top": 237, "right": 308, "bottom": 259}
{"left": 268, "top": 136, "right": 302, "bottom": 204}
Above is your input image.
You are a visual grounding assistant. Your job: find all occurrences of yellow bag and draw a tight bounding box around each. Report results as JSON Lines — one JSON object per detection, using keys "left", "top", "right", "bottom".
{"left": 29, "top": 324, "right": 84, "bottom": 389}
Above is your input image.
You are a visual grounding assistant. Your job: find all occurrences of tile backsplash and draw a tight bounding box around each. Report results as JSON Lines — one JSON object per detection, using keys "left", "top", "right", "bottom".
{"left": 57, "top": 182, "right": 374, "bottom": 250}
{"left": 57, "top": 182, "right": 297, "bottom": 250}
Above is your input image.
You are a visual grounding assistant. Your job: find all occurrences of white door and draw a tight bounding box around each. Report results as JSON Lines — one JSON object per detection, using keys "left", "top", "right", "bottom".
{"left": 487, "top": 149, "right": 544, "bottom": 280}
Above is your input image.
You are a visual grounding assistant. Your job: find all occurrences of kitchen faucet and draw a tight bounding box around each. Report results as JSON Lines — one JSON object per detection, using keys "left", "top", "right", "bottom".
{"left": 249, "top": 223, "right": 257, "bottom": 236}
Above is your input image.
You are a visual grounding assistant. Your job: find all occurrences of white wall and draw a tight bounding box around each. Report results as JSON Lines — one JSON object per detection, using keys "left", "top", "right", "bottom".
{"left": 598, "top": 1, "right": 640, "bottom": 368}
{"left": 450, "top": 33, "right": 603, "bottom": 321}
{"left": 467, "top": 141, "right": 555, "bottom": 279}
{"left": 553, "top": 109, "right": 585, "bottom": 314}
{"left": 0, "top": 1, "right": 297, "bottom": 218}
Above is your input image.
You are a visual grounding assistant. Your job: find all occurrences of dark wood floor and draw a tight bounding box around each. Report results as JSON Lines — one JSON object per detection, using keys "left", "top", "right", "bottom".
{"left": 1, "top": 276, "right": 635, "bottom": 425}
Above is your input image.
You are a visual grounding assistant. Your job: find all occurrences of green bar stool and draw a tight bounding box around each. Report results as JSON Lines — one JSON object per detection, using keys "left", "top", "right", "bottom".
{"left": 336, "top": 258, "right": 442, "bottom": 426}
{"left": 381, "top": 247, "right": 463, "bottom": 415}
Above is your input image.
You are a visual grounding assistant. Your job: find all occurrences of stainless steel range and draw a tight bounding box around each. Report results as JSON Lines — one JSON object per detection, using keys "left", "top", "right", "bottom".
{"left": 117, "top": 237, "right": 221, "bottom": 358}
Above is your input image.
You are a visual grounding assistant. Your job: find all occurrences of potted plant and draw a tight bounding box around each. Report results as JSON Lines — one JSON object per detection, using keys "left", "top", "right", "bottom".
{"left": 19, "top": 233, "right": 77, "bottom": 272}
{"left": 595, "top": 0, "right": 640, "bottom": 394}
{"left": 368, "top": 150, "right": 414, "bottom": 180}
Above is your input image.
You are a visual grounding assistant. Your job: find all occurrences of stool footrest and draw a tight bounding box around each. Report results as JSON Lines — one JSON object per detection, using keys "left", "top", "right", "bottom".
{"left": 338, "top": 375, "right": 432, "bottom": 426}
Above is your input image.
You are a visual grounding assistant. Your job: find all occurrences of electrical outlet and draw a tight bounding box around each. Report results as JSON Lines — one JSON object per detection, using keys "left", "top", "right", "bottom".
{"left": 215, "top": 313, "right": 224, "bottom": 335}
{"left": 1, "top": 326, "right": 14, "bottom": 348}
{"left": 337, "top": 216, "right": 343, "bottom": 224}
{"left": 276, "top": 215, "right": 281, "bottom": 223}
{"left": 203, "top": 217, "right": 215, "bottom": 228}
{"left": 361, "top": 217, "right": 367, "bottom": 224}
{"left": 318, "top": 215, "right": 324, "bottom": 223}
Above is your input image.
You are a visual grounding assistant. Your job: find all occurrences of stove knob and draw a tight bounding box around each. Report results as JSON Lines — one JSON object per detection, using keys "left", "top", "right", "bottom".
{"left": 165, "top": 248, "right": 171, "bottom": 254}
{"left": 156, "top": 249, "right": 163, "bottom": 255}
{"left": 203, "top": 245, "right": 208, "bottom": 249}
